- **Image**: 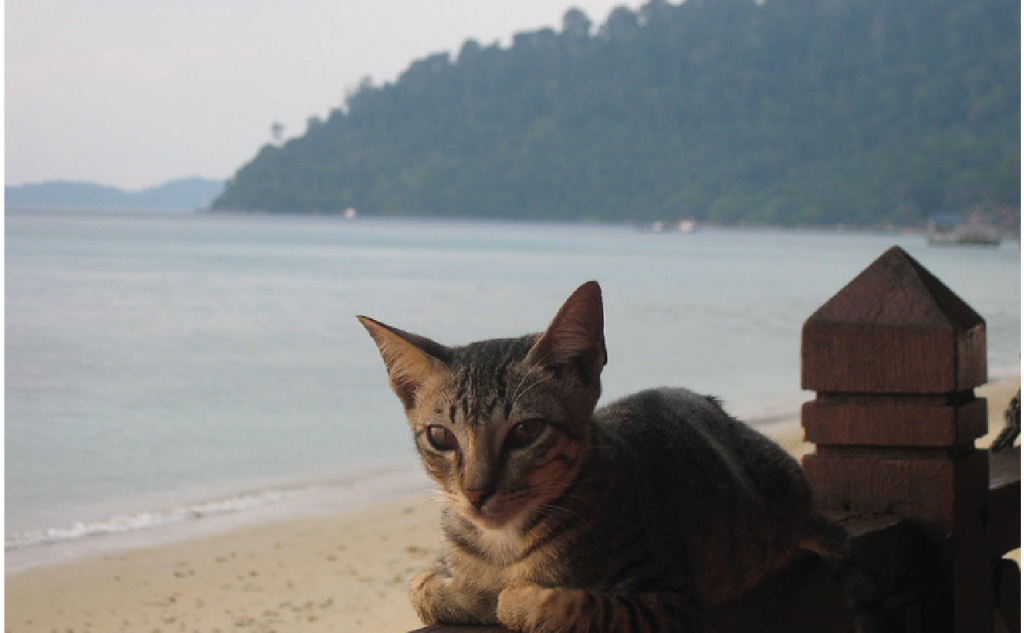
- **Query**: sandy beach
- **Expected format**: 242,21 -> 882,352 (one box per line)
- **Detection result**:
6,376 -> 1019,633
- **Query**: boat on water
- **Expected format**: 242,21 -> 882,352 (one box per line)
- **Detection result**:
927,214 -> 1001,246
638,219 -> 698,234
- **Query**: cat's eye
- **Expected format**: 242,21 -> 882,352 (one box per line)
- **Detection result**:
425,425 -> 458,452
507,419 -> 547,450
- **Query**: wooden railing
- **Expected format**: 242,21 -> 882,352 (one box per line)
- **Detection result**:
408,246 -> 1020,633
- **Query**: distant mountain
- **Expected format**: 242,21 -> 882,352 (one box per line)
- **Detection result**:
5,177 -> 224,211
215,0 -> 1019,227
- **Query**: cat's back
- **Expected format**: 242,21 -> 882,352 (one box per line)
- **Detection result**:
592,388 -> 814,604
597,387 -> 732,438
596,387 -> 783,465
595,387 -> 809,511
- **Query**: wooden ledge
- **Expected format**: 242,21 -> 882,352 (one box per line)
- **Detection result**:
406,514 -> 914,633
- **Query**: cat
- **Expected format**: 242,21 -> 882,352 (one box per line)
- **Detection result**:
358,281 -> 877,633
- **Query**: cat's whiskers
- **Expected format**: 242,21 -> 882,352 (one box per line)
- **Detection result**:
507,360 -> 548,409
508,358 -> 543,402
422,488 -> 448,505
539,502 -> 593,532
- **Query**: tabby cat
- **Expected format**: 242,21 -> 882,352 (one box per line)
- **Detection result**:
359,281 -> 875,632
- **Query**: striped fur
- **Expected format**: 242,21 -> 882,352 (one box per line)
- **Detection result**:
359,282 -> 874,633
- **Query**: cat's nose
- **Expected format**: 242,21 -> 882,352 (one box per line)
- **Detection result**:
465,487 -> 495,509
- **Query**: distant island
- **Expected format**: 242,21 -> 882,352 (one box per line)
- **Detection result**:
6,177 -> 224,212
213,0 -> 1020,230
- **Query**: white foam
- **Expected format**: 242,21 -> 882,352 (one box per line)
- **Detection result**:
5,466 -> 434,574
5,485 -> 324,550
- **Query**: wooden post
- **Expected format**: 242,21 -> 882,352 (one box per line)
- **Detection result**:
801,246 -> 991,633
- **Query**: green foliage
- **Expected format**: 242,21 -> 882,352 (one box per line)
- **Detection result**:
213,0 -> 1020,226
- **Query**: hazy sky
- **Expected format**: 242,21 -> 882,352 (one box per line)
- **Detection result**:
6,0 -> 637,190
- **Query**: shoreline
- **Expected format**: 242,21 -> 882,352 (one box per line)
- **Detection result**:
11,365 -> 1019,565
5,465 -> 433,576
6,492 -> 446,632
6,376 -> 1019,632
5,396 -> 813,574
6,407 -> 806,576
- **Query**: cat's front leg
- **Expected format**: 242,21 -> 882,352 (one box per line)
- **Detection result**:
497,583 -> 698,633
410,560 -> 499,625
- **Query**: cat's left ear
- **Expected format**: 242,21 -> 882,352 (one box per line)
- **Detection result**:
357,316 -> 452,410
526,281 -> 607,384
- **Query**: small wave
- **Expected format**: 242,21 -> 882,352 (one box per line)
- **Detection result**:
5,484 -> 328,551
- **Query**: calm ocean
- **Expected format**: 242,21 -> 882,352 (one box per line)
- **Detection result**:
5,208 -> 1020,561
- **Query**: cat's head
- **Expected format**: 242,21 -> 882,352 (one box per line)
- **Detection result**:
358,281 -> 606,529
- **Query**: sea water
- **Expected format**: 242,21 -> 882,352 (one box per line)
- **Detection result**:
5,208 -> 1020,565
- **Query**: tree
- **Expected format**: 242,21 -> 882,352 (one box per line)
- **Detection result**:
562,8 -> 593,40
270,121 -> 285,143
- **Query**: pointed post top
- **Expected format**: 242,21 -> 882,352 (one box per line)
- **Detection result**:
810,246 -> 984,329
802,246 -> 986,394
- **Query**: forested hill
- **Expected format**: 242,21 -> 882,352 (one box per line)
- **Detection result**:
7,177 -> 224,211
213,0 -> 1020,227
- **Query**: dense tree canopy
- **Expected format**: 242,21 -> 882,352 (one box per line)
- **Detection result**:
214,0 -> 1020,227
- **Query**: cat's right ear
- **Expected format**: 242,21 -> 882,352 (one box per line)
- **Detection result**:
357,316 -> 451,410
525,281 -> 607,385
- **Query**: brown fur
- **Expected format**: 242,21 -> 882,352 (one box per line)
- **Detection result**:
359,281 -> 875,632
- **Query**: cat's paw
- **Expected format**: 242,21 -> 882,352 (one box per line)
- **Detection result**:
410,568 -> 454,624
497,584 -> 568,633
410,567 -> 497,625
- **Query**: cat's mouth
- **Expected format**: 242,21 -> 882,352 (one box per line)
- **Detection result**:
467,501 -> 521,529
461,493 -> 533,530
459,470 -> 578,530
